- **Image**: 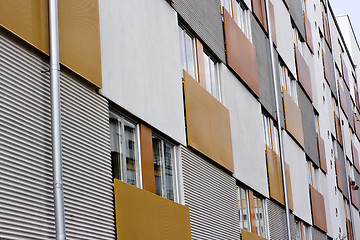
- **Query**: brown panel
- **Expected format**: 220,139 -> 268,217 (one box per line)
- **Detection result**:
195,39 -> 206,89
295,47 -> 312,101
248,190 -> 257,234
349,176 -> 359,210
346,218 -> 354,240
334,113 -> 343,146
317,134 -> 327,173
241,229 -> 267,240
309,184 -> 327,233
341,56 -> 350,89
335,157 -> 344,192
351,142 -> 360,173
304,12 -> 314,53
139,124 -> 155,193
283,89 -> 305,148
339,85 -> 348,118
183,70 -> 234,172
322,49 -> 331,85
114,179 -> 192,240
269,1 -> 277,47
0,0 -> 102,88
285,163 -> 294,211
223,8 -> 260,98
251,0 -> 268,32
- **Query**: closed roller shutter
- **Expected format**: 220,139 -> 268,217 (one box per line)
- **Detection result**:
0,32 -> 115,239
312,226 -> 327,240
180,146 -> 239,240
267,199 -> 288,240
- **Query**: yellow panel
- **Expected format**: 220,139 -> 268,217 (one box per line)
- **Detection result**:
114,179 -> 192,240
183,70 -> 234,172
283,88 -> 305,148
285,163 -> 293,211
241,229 -> 267,240
0,0 -> 102,88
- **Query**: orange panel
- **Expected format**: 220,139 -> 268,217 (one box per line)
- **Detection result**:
309,184 -> 327,233
285,163 -> 294,211
195,39 -> 206,89
183,70 -> 234,172
251,0 -> 268,32
341,55 -> 350,89
269,1 -> 277,47
334,113 -> 343,146
317,134 -> 327,173
241,229 -> 267,240
304,12 -> 314,53
335,157 -> 343,192
283,89 -> 305,148
351,142 -> 360,173
346,218 -> 354,240
295,47 -> 312,101
0,0 -> 102,88
114,179 -> 191,240
248,190 -> 257,234
223,8 -> 260,98
139,124 -> 155,193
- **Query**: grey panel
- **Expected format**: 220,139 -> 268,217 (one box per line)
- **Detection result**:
356,171 -> 360,208
297,84 -> 320,167
312,226 -> 327,240
0,32 -> 115,239
289,0 -> 306,40
345,88 -> 354,131
267,200 -> 288,240
337,144 -> 349,199
325,43 -> 337,100
173,0 -> 226,62
181,146 -> 240,240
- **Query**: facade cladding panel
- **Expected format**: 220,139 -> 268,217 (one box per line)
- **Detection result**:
172,0 -> 226,62
0,33 -> 115,239
324,42 -> 337,100
297,84 -> 320,167
337,144 -> 349,199
180,146 -> 239,240
346,88 -> 354,131
289,0 -> 306,40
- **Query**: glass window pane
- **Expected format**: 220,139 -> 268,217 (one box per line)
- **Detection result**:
164,143 -> 174,201
209,58 -> 218,99
124,120 -> 137,186
185,33 -> 196,79
178,27 -> 186,72
110,117 -> 122,180
237,187 -> 250,232
203,53 -> 211,92
152,137 -> 163,197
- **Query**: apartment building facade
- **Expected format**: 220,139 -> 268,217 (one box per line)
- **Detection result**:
0,0 -> 359,239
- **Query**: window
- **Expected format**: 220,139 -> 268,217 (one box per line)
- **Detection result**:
252,194 -> 265,237
262,114 -> 280,155
279,61 -> 298,104
178,25 -> 197,80
109,111 -> 140,186
307,160 -> 320,191
203,51 -> 220,99
152,135 -> 176,201
293,27 -> 304,55
221,0 -> 252,41
237,186 -> 250,231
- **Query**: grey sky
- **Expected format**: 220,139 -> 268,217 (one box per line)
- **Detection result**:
329,0 -> 360,42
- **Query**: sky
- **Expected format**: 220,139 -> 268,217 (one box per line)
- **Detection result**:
329,0 -> 360,42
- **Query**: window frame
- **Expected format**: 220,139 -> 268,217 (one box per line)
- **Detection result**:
203,49 -> 222,101
178,24 -> 198,80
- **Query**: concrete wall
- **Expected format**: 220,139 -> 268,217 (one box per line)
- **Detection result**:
99,0 -> 186,145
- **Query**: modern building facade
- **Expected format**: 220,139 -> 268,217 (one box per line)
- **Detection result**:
0,0 -> 360,239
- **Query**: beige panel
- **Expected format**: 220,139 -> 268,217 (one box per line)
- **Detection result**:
283,88 -> 305,148
114,179 -> 191,240
139,124 -> 155,193
241,229 -> 267,240
0,0 -> 102,88
183,70 -> 234,172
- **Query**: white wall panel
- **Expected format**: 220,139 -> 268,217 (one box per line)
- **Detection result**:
220,64 -> 269,197
99,0 -> 186,145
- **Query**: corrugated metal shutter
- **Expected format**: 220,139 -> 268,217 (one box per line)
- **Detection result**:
267,199 -> 288,240
312,226 -> 327,240
180,146 -> 239,240
172,0 -> 226,62
0,32 -> 115,239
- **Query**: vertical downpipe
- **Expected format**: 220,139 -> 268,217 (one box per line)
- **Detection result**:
49,0 -> 66,239
264,0 -> 292,239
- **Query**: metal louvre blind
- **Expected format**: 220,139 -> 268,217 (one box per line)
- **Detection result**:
180,146 -> 239,240
0,32 -> 115,239
267,199 -> 288,240
311,226 -> 327,240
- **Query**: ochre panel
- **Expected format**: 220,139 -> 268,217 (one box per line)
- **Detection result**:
241,229 -> 267,240
139,124 -> 155,193
309,184 -> 327,233
295,47 -> 312,101
269,1 -> 277,47
349,176 -> 359,210
317,134 -> 327,173
251,0 -> 268,32
195,39 -> 206,89
283,89 -> 305,148
335,157 -> 343,192
304,12 -> 313,53
0,0 -> 102,88
114,179 -> 191,240
285,163 -> 294,211
248,190 -> 257,234
183,70 -> 234,172
341,56 -> 350,89
351,142 -> 360,173
346,218 -> 354,240
223,8 -> 260,98
334,114 -> 342,146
